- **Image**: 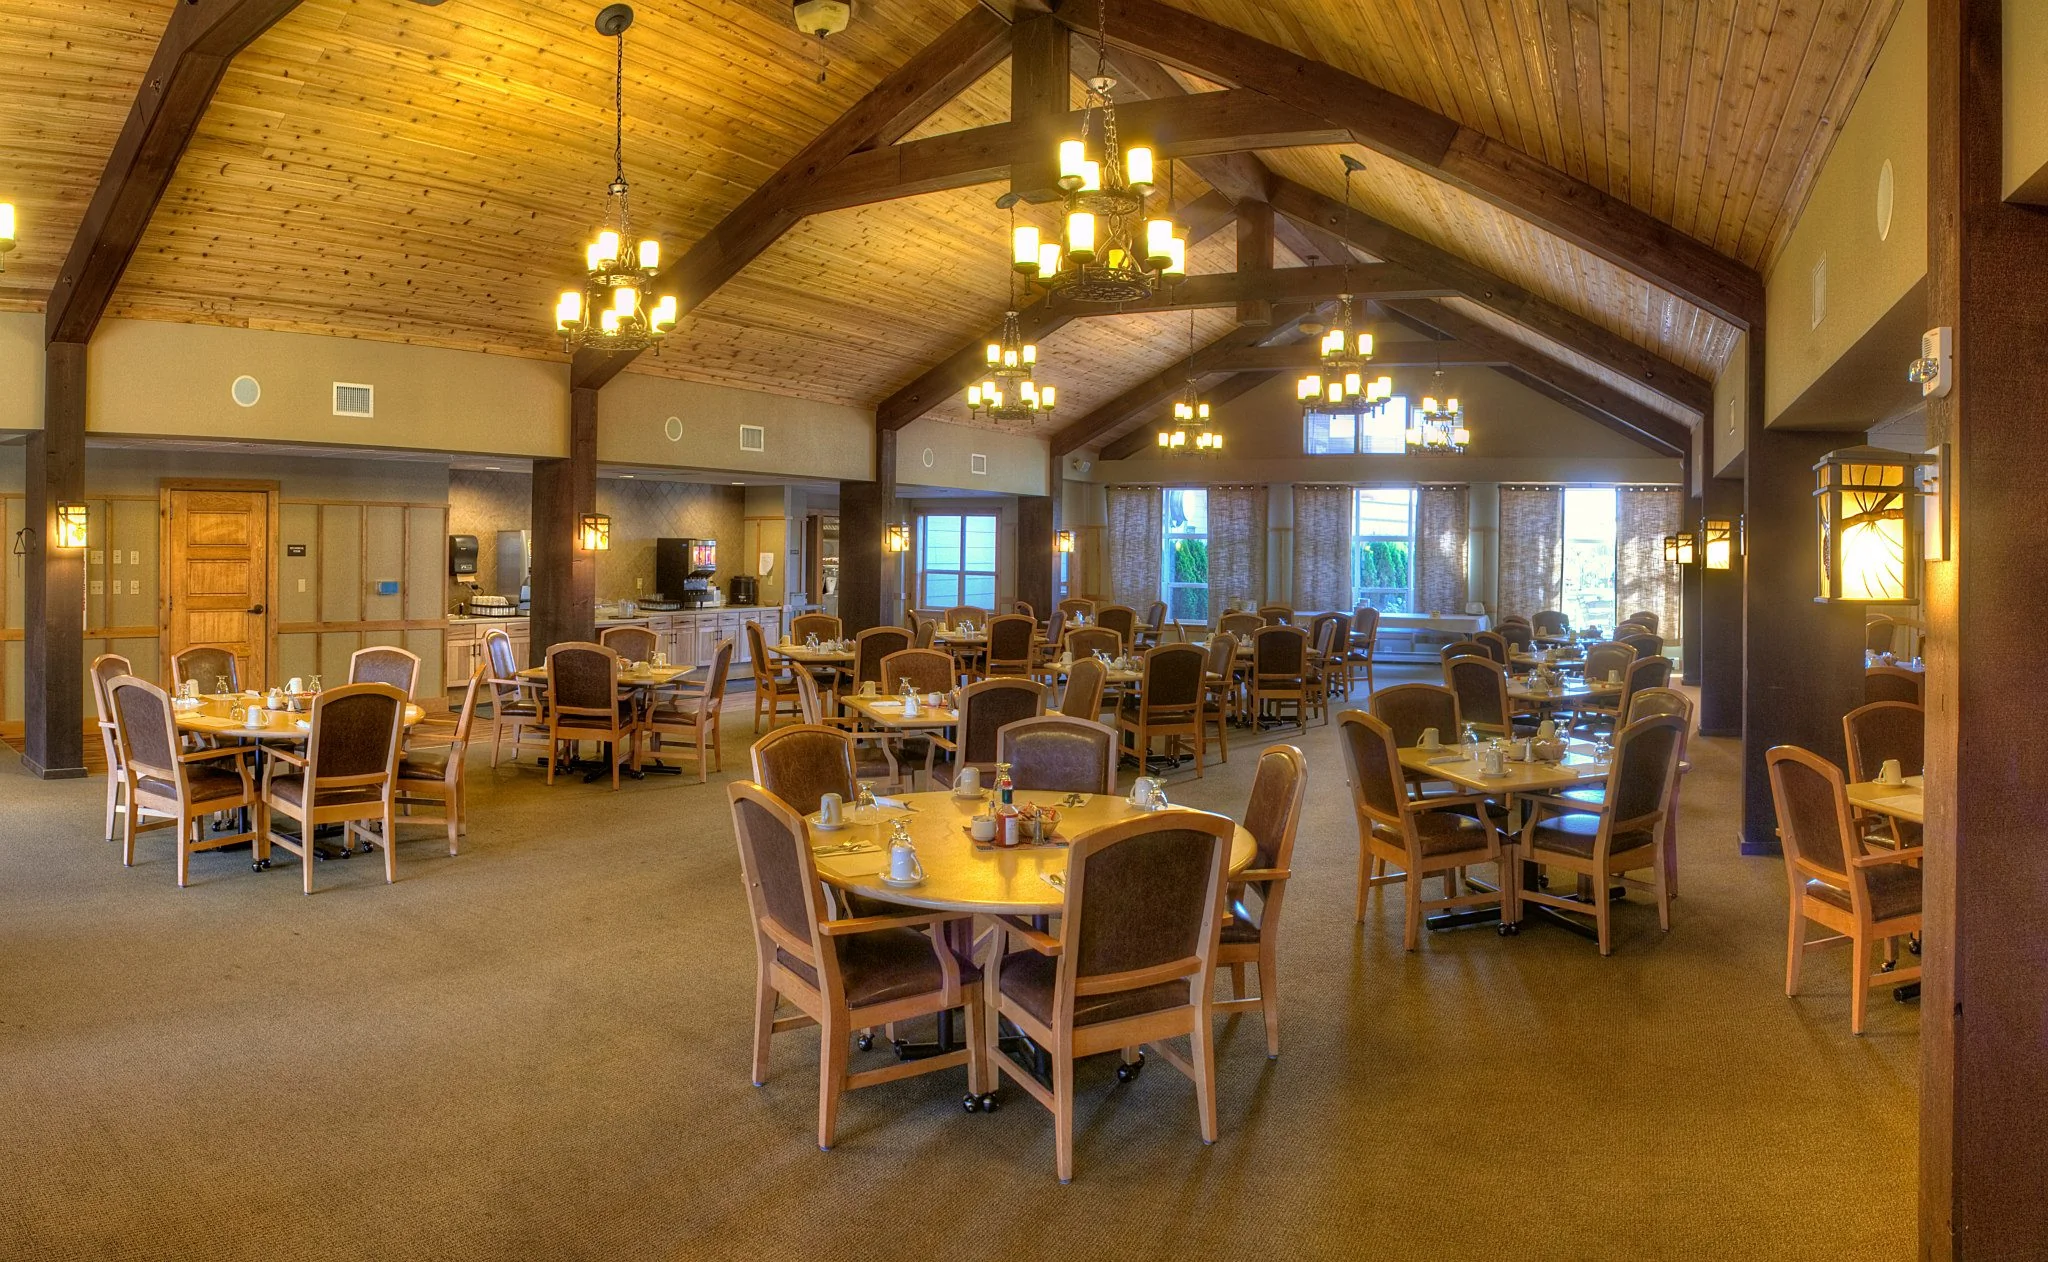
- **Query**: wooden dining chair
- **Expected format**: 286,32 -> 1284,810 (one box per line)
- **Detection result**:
1472,630 -> 1510,666
943,605 -> 987,629
394,663 -> 484,856
483,628 -> 548,769
1199,632 -> 1237,762
913,619 -> 939,649
1116,642 -> 1208,777
1037,609 -> 1068,665
1094,604 -> 1138,650
1058,656 -> 1108,722
258,682 -> 407,894
1576,653 -> 1671,733
1368,681 -> 1464,807
1767,745 -> 1923,1035
850,627 -> 911,694
544,642 -> 638,790
1064,626 -> 1120,664
1624,611 -> 1660,634
1842,701 -> 1925,848
91,652 -> 136,841
1056,597 -> 1095,621
642,638 -> 736,783
172,645 -> 239,695
789,613 -> 841,643
107,675 -> 263,886
1337,710 -> 1503,947
1617,632 -> 1664,662
986,808 -> 1233,1182
1580,641 -> 1638,689
1250,624 -> 1312,731
1554,687 -> 1695,899
1256,604 -> 1294,626
931,677 -> 1046,790
995,715 -> 1117,795
1864,616 -> 1901,656
349,645 -> 421,698
1136,600 -> 1168,648
1218,611 -> 1263,641
599,625 -> 659,663
1863,665 -> 1924,706
746,620 -> 802,733
1438,638 -> 1491,663
1444,655 -> 1521,737
1217,745 -> 1306,1058
1497,622 -> 1532,655
983,614 -> 1037,678
729,781 -> 987,1150
1347,606 -> 1380,695
1531,610 -> 1570,639
878,647 -> 954,696
1514,714 -> 1685,954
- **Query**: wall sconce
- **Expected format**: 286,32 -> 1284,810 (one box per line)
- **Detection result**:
0,202 -> 15,272
1054,529 -> 1075,554
884,522 -> 911,554
1662,532 -> 1695,566
577,513 -> 611,552
1813,446 -> 1926,604
1703,518 -> 1736,571
55,502 -> 89,550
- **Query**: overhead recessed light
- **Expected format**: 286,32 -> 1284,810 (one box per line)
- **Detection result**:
731,481 -> 744,486
484,465 -> 500,471
620,473 -> 636,478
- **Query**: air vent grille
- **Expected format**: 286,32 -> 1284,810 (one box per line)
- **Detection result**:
333,382 -> 374,417
739,424 -> 765,452
970,453 -> 988,476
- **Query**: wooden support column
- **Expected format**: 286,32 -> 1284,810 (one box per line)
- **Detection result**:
22,343 -> 89,779
1009,13 -> 1066,198
527,387 -> 598,666
839,429 -> 898,635
1236,199 -> 1274,327
1921,1 -> 2048,1253
1696,473 -> 1744,737
1679,470 -> 1703,689
1737,320 -> 1864,850
1016,494 -> 1055,620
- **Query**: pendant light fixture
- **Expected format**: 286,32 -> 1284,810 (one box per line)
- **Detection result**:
1156,311 -> 1223,454
966,308 -> 1058,422
1406,366 -> 1469,454
554,5 -> 679,352
1296,158 -> 1388,416
1009,0 -> 1184,304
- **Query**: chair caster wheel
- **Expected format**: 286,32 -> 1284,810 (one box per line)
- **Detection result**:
1880,959 -> 1897,973
1497,921 -> 1520,937
1116,1055 -> 1144,1083
251,859 -> 271,872
1909,936 -> 1922,956
976,1092 -> 1000,1113
856,1034 -> 874,1051
962,1094 -> 980,1114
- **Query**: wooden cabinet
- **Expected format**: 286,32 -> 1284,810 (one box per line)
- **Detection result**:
443,618 -> 531,693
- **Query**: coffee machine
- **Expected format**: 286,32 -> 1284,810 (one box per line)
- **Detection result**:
727,575 -> 758,607
656,538 -> 718,608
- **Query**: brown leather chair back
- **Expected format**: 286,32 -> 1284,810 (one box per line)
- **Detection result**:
1624,611 -> 1661,634
1095,605 -> 1137,647
1618,655 -> 1673,716
1065,813 -> 1228,987
985,614 -> 1036,671
750,724 -> 855,816
853,627 -> 911,687
91,654 -> 132,766
1042,609 -> 1067,648
1767,745 -> 1855,883
728,782 -> 826,967
1060,657 -> 1108,720
1142,601 -> 1167,633
914,619 -> 939,649
944,605 -> 987,629
109,675 -> 179,783
1370,683 -> 1459,747
1350,606 -> 1381,647
1219,612 -> 1264,641
954,678 -> 1046,766
173,646 -> 238,694
1252,625 -> 1308,678
1865,617 -> 1900,654
1606,714 -> 1683,827
1498,622 -> 1532,652
1864,666 -> 1923,705
1137,643 -> 1205,712
601,626 -> 659,662
1202,631 -> 1237,683
305,683 -> 406,802
1257,605 -> 1293,626
1336,710 -> 1406,828
996,715 -> 1116,795
1443,656 -> 1509,731
1531,610 -> 1570,638
1473,630 -> 1510,664
880,648 -> 954,696
1057,598 -> 1095,620
1243,744 -> 1307,877
1582,642 -> 1638,684
485,629 -> 520,680
349,646 -> 420,697
1066,627 -> 1120,662
1617,632 -> 1664,661
790,613 -> 841,643
548,643 -> 619,715
1625,687 -> 1693,726
1439,639 -> 1491,662
1843,701 -> 1925,782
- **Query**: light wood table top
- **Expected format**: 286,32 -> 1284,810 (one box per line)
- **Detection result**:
1507,679 -> 1621,708
772,642 -> 856,665
1846,776 -> 1925,824
174,696 -> 426,741
842,694 -> 959,730
516,664 -> 697,687
1398,741 -> 1612,795
809,789 -> 1256,916
1035,662 -> 1142,685
933,630 -> 988,646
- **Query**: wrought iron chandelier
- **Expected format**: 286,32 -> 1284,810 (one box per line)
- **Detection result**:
1010,0 -> 1185,304
1157,312 -> 1223,454
967,308 -> 1057,422
554,5 -> 678,353
1296,292 -> 1388,413
1406,367 -> 1470,454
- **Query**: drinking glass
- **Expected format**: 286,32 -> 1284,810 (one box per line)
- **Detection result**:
215,675 -> 231,695
854,781 -> 878,823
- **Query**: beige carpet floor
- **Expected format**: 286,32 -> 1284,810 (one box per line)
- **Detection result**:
0,668 -> 1918,1261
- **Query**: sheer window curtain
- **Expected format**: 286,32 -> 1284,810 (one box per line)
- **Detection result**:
1415,484 -> 1470,616
1497,487 -> 1564,618
1617,487 -> 1682,634
1206,485 -> 1267,615
1106,485 -> 1163,611
1292,484 -> 1353,612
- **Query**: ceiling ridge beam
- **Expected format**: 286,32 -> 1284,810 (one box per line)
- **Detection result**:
573,6 -> 1012,391
46,0 -> 306,345
1062,0 -> 1764,329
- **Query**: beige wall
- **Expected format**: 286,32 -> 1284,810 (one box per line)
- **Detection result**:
1764,0 -> 1927,428
1713,331 -> 1749,476
0,312 -> 38,432
2007,0 -> 2048,203
597,371 -> 875,482
896,418 -> 1051,497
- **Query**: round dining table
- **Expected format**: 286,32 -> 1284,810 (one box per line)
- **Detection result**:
808,789 -> 1257,916
173,694 -> 426,740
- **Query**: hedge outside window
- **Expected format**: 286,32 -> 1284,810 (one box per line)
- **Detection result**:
1162,488 -> 1209,624
1353,488 -> 1416,613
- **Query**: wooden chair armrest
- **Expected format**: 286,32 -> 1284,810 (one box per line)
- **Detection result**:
1235,866 -> 1291,882
994,914 -> 1062,954
266,747 -> 309,768
1408,792 -> 1494,815
1852,846 -> 1926,868
178,745 -> 250,764
818,910 -> 968,936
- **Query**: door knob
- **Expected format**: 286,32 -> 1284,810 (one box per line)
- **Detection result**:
247,604 -> 266,615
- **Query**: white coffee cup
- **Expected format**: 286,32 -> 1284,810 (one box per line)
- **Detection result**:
1129,776 -> 1159,806
818,792 -> 843,826
247,709 -> 269,728
889,842 -> 923,882
1879,759 -> 1905,786
1608,669 -> 1623,684
970,813 -> 997,842
1419,726 -> 1441,750
955,766 -> 981,795
286,677 -> 304,694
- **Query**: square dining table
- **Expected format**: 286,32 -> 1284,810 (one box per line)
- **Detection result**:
841,693 -> 960,789
1845,775 -> 1925,825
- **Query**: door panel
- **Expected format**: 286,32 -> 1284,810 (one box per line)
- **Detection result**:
164,488 -> 272,689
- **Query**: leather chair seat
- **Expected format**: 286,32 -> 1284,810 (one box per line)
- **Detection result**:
494,700 -> 539,718
1370,810 -> 1492,858
1526,812 -> 1656,859
776,928 -> 979,1008
1220,903 -> 1262,944
1806,867 -> 1922,923
137,765 -> 246,804
1000,950 -> 1188,1027
397,747 -> 451,781
267,776 -> 382,810
556,702 -> 635,729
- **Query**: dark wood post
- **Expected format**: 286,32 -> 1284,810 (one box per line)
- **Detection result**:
1016,494 -> 1055,619
1696,473 -> 1745,738
1236,199 -> 1275,327
839,429 -> 898,635
22,343 -> 89,779
527,385 -> 598,665
1920,1 -> 2048,1253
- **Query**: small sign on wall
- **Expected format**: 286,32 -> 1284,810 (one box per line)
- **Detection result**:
287,544 -> 308,557
375,580 -> 400,596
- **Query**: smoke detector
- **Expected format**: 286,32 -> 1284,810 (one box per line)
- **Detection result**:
793,0 -> 850,38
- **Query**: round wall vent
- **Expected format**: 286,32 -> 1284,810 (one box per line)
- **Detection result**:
664,416 -> 684,442
230,375 -> 261,407
921,447 -> 935,468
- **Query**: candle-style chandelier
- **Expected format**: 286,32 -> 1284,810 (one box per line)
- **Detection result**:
966,308 -> 1057,422
1157,311 -> 1223,454
1009,0 -> 1185,304
1296,292 -> 1389,414
1406,367 -> 1469,454
554,5 -> 679,352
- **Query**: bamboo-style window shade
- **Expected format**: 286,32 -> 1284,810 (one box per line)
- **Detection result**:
1106,485 -> 1163,612
1497,486 -> 1564,618
1292,484 -> 1354,613
1617,486 -> 1682,635
1206,484 -> 1266,614
1415,484 -> 1469,617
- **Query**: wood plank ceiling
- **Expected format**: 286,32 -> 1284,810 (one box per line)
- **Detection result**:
0,0 -> 1904,444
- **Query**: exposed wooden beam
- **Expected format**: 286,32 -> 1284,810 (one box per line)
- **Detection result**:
1384,300 -> 1689,456
46,0 -> 305,344
1266,178 -> 1715,418
1236,200 -> 1274,326
1065,0 -> 1764,328
1194,341 -> 1504,373
1049,305 -> 1323,457
790,89 -> 1346,215
1010,14 -> 1068,197
874,189 -> 1236,430
573,7 -> 1012,391
1065,262 -> 1451,315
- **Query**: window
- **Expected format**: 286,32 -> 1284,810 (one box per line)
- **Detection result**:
919,513 -> 997,610
1304,398 -> 1410,455
1162,488 -> 1209,624
1352,488 -> 1416,612
1560,487 -> 1618,630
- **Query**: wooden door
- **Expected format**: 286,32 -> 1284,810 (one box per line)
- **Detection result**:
163,486 -> 274,689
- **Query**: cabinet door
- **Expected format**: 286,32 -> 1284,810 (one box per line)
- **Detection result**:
444,639 -> 473,693
697,623 -> 718,669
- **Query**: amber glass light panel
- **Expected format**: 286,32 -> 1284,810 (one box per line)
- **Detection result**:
578,514 -> 611,552
1814,449 -> 1919,604
1055,529 -> 1076,553
884,522 -> 911,554
1703,519 -> 1735,570
55,503 -> 88,550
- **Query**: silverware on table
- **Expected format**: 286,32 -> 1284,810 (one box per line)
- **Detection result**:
1040,871 -> 1065,891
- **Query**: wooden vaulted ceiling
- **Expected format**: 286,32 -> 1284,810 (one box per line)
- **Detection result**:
2,0 -> 1904,446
